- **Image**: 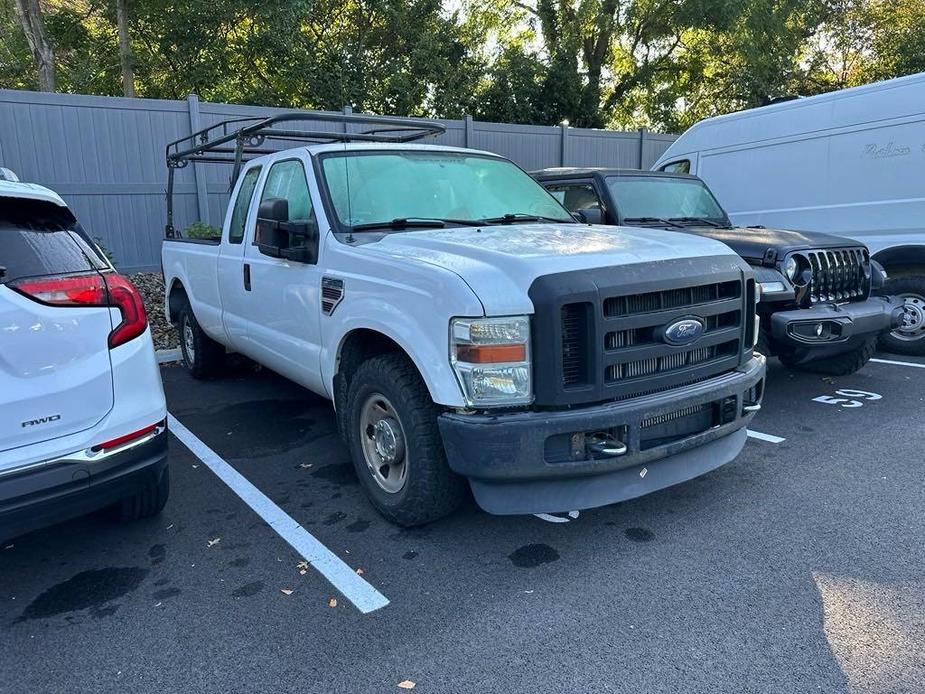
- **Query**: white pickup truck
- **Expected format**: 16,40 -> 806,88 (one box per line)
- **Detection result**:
161,113 -> 766,526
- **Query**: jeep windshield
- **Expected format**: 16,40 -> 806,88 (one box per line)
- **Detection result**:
607,176 -> 731,228
320,151 -> 575,232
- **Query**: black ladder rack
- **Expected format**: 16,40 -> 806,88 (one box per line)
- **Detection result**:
164,111 -> 446,238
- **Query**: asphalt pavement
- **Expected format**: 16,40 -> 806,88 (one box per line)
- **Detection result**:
1,354 -> 924,693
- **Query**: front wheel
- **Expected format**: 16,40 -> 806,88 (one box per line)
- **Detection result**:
878,276 -> 925,356
780,336 -> 877,376
343,353 -> 465,526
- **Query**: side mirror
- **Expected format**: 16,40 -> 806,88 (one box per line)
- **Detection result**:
575,207 -> 604,225
256,197 -> 319,264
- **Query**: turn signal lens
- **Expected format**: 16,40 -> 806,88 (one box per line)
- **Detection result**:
455,343 -> 526,364
450,316 -> 533,407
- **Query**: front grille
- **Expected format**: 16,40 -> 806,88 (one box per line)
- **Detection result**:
805,248 -> 869,303
561,303 -> 590,386
605,340 -> 738,382
603,281 -> 739,317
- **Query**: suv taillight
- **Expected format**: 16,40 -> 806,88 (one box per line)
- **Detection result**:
10,272 -> 148,349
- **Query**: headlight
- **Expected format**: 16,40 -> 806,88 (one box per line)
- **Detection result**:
450,316 -> 532,407
783,256 -> 798,281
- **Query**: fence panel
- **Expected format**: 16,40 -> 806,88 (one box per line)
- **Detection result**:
0,89 -> 675,271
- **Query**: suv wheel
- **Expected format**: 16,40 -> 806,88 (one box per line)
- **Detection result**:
878,276 -> 925,356
117,467 -> 170,522
781,336 -> 877,376
344,353 -> 465,526
177,300 -> 224,379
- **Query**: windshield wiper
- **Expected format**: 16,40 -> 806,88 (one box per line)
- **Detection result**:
668,216 -> 728,228
480,213 -> 572,225
622,216 -> 685,229
351,217 -> 484,232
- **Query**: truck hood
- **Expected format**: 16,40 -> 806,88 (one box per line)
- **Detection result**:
366,223 -> 740,315
682,225 -> 864,263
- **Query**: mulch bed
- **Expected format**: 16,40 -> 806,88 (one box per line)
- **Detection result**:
129,272 -> 176,351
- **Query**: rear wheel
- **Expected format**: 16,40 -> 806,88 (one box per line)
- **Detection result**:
878,276 -> 925,356
780,336 -> 877,376
343,353 -> 465,526
117,467 -> 170,522
177,299 -> 224,379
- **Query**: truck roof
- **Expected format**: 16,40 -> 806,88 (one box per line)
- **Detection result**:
0,179 -> 67,207
531,167 -> 697,180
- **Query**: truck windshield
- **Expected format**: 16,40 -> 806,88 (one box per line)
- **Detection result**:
606,176 -> 728,224
320,151 -> 574,230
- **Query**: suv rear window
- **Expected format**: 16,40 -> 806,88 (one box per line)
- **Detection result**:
0,198 -> 108,283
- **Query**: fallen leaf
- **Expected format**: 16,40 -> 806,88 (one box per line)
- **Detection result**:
3,544 -> 13,550
165,524 -> 174,530
397,680 -> 416,689
207,537 -> 221,547
154,602 -> 163,608
328,598 -> 338,608
355,568 -> 365,575
299,463 -> 313,469
280,589 -> 294,596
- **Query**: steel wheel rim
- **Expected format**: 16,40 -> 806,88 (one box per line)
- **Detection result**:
359,393 -> 408,494
183,318 -> 196,364
892,293 -> 925,341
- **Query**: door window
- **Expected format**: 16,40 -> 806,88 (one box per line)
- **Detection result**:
228,166 -> 261,244
660,160 -> 690,174
260,159 -> 315,223
544,183 -> 604,215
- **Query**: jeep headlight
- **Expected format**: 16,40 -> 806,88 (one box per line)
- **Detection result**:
783,256 -> 798,281
450,316 -> 532,407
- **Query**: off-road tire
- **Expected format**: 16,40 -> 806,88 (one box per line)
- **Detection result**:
117,467 -> 170,522
877,275 -> 925,356
780,336 -> 877,376
178,299 -> 225,379
344,353 -> 465,526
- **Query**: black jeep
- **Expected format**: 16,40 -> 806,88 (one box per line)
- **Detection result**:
533,167 -> 904,375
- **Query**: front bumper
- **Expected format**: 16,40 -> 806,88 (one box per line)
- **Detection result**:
769,295 -> 905,362
0,428 -> 168,542
438,355 -> 765,515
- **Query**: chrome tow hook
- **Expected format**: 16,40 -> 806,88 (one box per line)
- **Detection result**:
743,401 -> 761,413
587,432 -> 628,457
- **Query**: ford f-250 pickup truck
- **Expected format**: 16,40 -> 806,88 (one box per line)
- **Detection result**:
161,113 -> 766,526
534,168 -> 905,376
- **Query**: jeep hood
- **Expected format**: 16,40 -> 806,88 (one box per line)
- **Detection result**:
366,223 -> 742,315
682,226 -> 864,263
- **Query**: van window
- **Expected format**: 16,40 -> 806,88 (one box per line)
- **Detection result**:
660,160 -> 690,174
228,166 -> 262,244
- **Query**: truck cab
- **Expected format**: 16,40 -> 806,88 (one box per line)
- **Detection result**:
161,113 -> 765,526
533,167 -> 904,376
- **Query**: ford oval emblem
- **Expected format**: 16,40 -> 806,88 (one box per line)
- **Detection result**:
662,317 -> 705,346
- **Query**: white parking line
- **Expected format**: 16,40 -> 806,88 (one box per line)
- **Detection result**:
870,357 -> 925,370
167,413 -> 390,614
746,429 -> 786,444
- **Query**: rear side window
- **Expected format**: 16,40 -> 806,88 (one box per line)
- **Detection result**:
228,166 -> 262,244
0,198 -> 107,283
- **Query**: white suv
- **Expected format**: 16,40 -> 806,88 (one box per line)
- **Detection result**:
0,174 -> 168,542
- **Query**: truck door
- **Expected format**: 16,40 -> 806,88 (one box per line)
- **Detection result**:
218,165 -> 262,351
241,157 -> 325,393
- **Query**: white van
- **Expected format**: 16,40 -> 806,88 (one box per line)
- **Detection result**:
653,72 -> 925,355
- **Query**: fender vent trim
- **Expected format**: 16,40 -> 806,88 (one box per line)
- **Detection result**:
321,277 -> 344,315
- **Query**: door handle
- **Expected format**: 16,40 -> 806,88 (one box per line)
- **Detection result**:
243,263 -> 251,291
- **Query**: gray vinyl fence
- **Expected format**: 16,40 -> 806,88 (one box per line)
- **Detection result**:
0,89 -> 676,272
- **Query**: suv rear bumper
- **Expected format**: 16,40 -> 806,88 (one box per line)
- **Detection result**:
0,429 -> 168,542
438,355 -> 765,515
769,295 -> 904,362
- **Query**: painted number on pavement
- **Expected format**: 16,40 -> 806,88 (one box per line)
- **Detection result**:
812,389 -> 882,409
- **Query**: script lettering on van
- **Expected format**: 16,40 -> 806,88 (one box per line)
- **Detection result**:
21,414 -> 61,428
864,142 -> 910,159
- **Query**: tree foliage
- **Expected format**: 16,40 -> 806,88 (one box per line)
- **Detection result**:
2,0 -> 923,131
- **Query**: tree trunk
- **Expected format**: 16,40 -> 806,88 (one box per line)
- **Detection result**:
116,0 -> 135,97
13,0 -> 55,92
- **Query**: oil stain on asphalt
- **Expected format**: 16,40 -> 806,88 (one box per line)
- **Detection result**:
624,527 -> 654,543
508,544 -> 560,568
311,463 -> 358,486
231,581 -> 264,598
16,567 -> 148,622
